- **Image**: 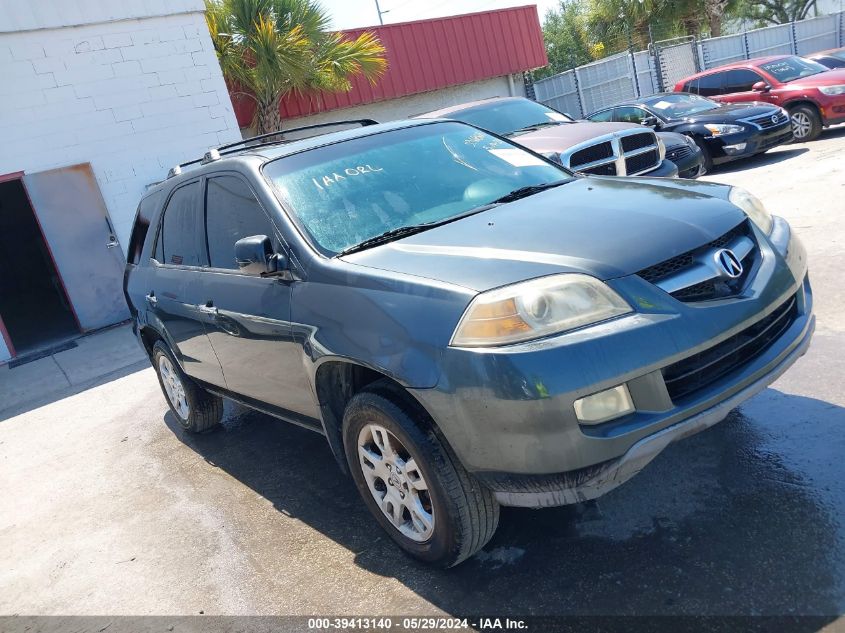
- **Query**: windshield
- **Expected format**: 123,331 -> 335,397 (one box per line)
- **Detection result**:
644,93 -> 720,118
263,122 -> 570,255
440,100 -> 573,136
760,56 -> 829,82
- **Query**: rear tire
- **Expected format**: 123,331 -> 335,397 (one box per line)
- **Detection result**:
789,104 -> 822,142
152,340 -> 222,433
343,380 -> 499,567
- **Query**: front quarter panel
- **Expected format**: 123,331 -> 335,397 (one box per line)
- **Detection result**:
293,260 -> 475,389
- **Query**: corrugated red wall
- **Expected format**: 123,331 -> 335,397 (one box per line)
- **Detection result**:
232,5 -> 547,126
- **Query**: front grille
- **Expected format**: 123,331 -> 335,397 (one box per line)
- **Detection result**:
638,222 -> 748,283
746,111 -> 789,129
637,221 -> 756,301
625,149 -> 659,174
570,142 -> 613,168
580,162 -> 617,175
621,132 -> 655,152
662,294 -> 798,401
666,145 -> 694,161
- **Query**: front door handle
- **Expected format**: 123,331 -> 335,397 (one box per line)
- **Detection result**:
145,292 -> 157,306
198,303 -> 218,315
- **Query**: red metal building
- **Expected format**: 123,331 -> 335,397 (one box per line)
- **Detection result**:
233,5 -> 548,126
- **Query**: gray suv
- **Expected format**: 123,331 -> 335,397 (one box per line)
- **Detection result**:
125,119 -> 814,567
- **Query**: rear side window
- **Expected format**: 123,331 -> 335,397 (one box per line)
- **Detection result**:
159,182 -> 203,267
724,69 -> 763,93
696,72 -> 725,97
683,78 -> 699,94
205,175 -> 276,270
127,192 -> 161,265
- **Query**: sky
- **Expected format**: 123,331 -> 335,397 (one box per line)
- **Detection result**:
323,0 -> 560,31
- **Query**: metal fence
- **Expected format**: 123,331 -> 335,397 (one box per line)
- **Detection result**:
534,11 -> 845,118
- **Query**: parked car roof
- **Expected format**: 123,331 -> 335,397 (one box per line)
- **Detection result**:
414,96 -> 528,119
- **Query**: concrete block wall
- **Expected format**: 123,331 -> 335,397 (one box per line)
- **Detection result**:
0,8 -> 242,252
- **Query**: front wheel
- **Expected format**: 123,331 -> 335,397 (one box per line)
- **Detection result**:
692,136 -> 713,173
789,105 -> 822,142
343,381 -> 499,567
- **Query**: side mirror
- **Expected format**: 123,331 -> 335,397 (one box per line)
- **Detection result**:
641,116 -> 659,127
752,81 -> 771,92
234,235 -> 286,276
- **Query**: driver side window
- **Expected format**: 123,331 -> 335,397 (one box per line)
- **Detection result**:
614,106 -> 649,124
205,175 -> 277,270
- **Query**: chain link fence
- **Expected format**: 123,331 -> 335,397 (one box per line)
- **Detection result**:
534,11 -> 845,118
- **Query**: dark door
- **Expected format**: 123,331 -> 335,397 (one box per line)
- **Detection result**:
150,180 -> 225,387
198,174 -> 318,419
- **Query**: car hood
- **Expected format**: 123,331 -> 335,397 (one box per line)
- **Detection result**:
510,121 -> 641,154
679,101 -> 780,123
341,177 -> 745,292
790,67 -> 845,88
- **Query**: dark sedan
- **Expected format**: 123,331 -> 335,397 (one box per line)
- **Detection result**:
807,47 -> 845,69
587,92 -> 793,171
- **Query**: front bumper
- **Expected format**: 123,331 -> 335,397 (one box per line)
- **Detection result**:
642,158 -> 679,178
411,218 -> 812,506
667,145 -> 705,178
707,122 -> 793,164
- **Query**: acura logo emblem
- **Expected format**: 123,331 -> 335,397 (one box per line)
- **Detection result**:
715,249 -> 743,278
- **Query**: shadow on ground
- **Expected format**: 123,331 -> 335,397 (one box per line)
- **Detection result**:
167,388 -> 845,617
709,147 -> 809,174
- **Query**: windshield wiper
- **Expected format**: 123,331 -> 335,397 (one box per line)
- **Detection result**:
337,204 -> 500,257
508,120 -> 567,135
490,180 -> 568,204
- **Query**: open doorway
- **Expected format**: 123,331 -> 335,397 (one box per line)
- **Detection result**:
0,177 -> 79,357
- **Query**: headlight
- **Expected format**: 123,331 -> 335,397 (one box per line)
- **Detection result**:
450,274 -> 632,347
819,85 -> 845,95
704,123 -> 744,136
682,134 -> 697,148
729,186 -> 773,234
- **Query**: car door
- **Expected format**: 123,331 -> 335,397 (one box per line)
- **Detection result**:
197,173 -> 318,419
149,180 -> 226,387
722,68 -> 771,105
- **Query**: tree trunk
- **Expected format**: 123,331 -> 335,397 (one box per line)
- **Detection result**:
256,98 -> 283,135
709,13 -> 722,37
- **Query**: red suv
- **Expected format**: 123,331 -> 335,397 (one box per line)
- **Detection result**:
674,55 -> 845,141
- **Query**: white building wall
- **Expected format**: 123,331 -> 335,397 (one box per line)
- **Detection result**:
0,8 -> 241,252
246,75 -> 526,135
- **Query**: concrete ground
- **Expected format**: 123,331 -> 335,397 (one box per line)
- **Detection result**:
1,128 -> 844,619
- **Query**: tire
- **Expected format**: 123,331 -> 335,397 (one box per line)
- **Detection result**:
789,104 -> 822,142
692,136 -> 713,173
152,340 -> 223,433
343,380 -> 499,567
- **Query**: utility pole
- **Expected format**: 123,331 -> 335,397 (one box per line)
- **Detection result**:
374,0 -> 389,25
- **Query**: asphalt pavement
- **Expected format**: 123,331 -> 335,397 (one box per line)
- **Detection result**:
1,126 -> 844,620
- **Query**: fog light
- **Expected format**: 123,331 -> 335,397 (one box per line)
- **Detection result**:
723,142 -> 747,154
574,384 -> 635,425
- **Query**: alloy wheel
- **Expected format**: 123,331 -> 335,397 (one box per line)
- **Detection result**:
357,423 -> 435,542
791,111 -> 812,140
158,355 -> 190,420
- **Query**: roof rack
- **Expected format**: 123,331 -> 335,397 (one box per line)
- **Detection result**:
166,119 -> 379,179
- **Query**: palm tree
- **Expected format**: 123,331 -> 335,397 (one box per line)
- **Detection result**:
206,0 -> 388,133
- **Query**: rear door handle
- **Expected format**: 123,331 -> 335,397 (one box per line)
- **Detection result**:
145,292 -> 157,306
